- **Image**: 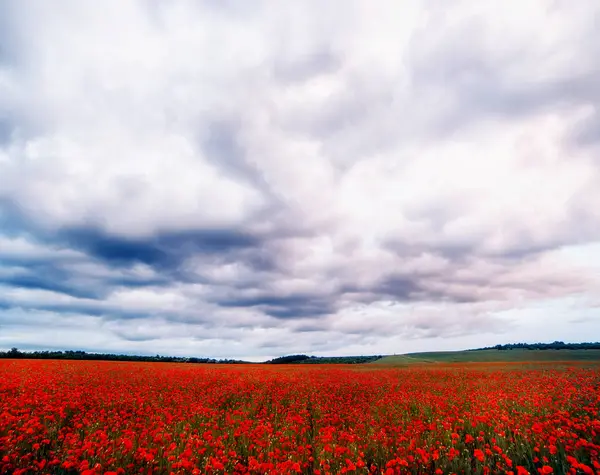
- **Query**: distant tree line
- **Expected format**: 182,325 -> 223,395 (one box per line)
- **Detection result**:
0,348 -> 382,364
477,341 -> 600,351
0,348 -> 249,364
265,354 -> 382,364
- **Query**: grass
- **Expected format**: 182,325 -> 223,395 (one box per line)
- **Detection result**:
370,354 -> 434,365
373,348 -> 600,365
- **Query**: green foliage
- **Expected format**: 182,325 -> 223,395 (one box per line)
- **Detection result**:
370,355 -> 432,365
265,354 -> 312,364
481,341 -> 600,351
4,341 -> 599,366
374,348 -> 600,365
265,354 -> 382,364
0,348 -> 249,364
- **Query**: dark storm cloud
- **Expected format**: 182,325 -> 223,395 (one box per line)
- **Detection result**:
0,297 -> 151,321
2,199 -> 269,272
373,275 -> 426,301
294,323 -> 326,333
1,246 -> 169,296
0,273 -> 98,300
60,228 -> 170,267
1,199 -> 297,323
104,275 -> 169,289
216,293 -> 336,319
0,199 -> 34,237
384,240 -> 472,263
111,332 -> 157,342
59,226 -> 262,269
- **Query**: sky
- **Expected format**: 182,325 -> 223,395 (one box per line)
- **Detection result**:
1,1 -> 600,361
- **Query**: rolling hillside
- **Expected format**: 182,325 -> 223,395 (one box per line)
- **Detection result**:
373,348 -> 600,364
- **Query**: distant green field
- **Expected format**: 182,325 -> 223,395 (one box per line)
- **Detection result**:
373,349 -> 600,364
370,354 -> 434,365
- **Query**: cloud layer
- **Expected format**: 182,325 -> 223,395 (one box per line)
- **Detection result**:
1,0 -> 600,359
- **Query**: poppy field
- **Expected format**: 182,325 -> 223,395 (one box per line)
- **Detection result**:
1,360 -> 599,475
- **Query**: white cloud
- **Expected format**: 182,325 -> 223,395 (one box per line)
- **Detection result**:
1,0 -> 600,357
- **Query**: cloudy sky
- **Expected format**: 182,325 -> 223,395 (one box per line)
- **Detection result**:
1,1 -> 599,360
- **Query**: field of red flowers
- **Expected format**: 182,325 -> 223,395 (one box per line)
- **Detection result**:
1,360 -> 599,475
